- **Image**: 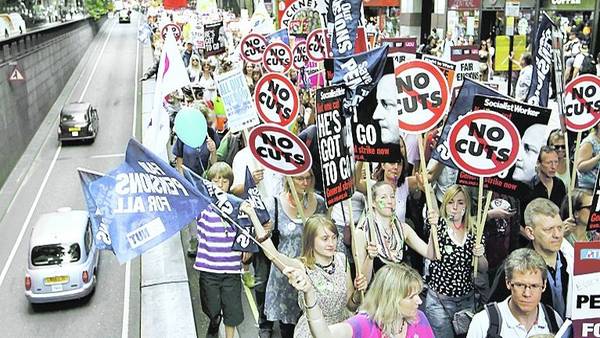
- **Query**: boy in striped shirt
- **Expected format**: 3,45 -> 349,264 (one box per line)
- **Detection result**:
194,162 -> 250,338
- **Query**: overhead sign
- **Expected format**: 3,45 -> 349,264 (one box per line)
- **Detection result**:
381,37 -> 417,54
263,42 -> 293,73
240,33 -> 268,64
572,242 -> 600,337
564,75 -> 600,132
307,28 -> 331,62
448,111 -> 520,177
161,23 -> 181,41
395,59 -> 450,134
316,85 -> 354,206
217,67 -> 260,132
254,73 -> 299,127
293,41 -> 309,70
248,124 -> 312,175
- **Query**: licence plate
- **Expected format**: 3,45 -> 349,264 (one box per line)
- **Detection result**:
44,275 -> 69,285
51,284 -> 63,292
68,127 -> 80,132
71,131 -> 79,137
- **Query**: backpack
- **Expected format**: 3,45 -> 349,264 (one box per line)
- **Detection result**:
484,302 -> 559,338
579,54 -> 597,75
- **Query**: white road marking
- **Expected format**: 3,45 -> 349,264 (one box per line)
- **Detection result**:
0,20 -> 118,289
79,20 -> 117,102
89,153 -> 125,159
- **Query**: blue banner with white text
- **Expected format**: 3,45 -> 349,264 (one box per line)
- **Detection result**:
78,168 -> 113,252
525,13 -> 557,107
329,0 -> 362,58
88,139 -> 211,264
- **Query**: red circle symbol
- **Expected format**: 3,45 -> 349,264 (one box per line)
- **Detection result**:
307,28 -> 330,62
254,73 -> 299,127
161,23 -> 181,41
240,33 -> 267,64
262,42 -> 293,73
448,111 -> 520,177
248,124 -> 312,175
395,60 -> 450,134
293,41 -> 309,70
563,75 -> 600,132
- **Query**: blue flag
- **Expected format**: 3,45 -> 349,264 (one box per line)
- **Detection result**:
526,12 -> 557,107
88,139 -> 211,264
267,28 -> 290,46
329,0 -> 362,58
332,45 -> 388,115
241,167 -> 271,225
182,167 -> 259,253
77,168 -> 113,252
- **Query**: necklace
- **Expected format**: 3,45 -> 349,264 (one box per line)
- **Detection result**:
315,258 -> 336,275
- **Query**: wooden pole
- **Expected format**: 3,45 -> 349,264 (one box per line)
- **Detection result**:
564,130 -> 579,219
473,190 -> 493,276
417,133 -> 440,259
348,201 -> 365,299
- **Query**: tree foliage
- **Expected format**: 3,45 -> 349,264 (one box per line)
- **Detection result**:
84,0 -> 110,20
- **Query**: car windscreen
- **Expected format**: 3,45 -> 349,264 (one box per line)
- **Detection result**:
31,243 -> 81,266
61,111 -> 88,123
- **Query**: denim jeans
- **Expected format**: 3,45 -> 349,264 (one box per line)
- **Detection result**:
424,289 -> 474,338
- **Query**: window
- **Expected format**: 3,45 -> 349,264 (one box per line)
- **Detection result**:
31,243 -> 81,266
84,219 -> 93,255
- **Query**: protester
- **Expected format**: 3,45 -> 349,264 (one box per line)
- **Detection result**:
182,41 -> 194,67
261,170 -> 327,338
198,60 -> 217,101
561,189 -> 600,244
488,198 -> 573,319
478,40 -> 491,81
194,162 -> 249,338
576,124 -> 600,189
520,146 -> 567,216
284,263 -> 435,337
354,181 -> 438,275
425,184 -> 487,338
467,248 -> 563,338
546,130 -> 570,189
187,54 -> 202,82
239,209 -> 370,338
571,43 -> 597,78
513,52 -> 533,101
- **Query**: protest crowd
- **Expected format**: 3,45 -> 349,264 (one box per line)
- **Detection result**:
83,2 -> 600,338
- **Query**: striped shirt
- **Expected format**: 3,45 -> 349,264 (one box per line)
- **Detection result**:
194,208 -> 242,274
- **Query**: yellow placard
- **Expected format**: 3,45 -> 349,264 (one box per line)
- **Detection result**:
494,35 -> 527,72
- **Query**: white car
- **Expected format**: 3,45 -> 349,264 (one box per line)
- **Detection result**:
0,13 -> 26,38
25,208 -> 99,305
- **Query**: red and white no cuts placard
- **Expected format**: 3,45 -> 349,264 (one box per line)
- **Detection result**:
263,42 -> 293,73
448,111 -> 520,177
563,75 -> 600,132
240,33 -> 267,64
161,23 -> 182,41
293,41 -> 309,70
307,28 -> 331,62
395,60 -> 450,134
254,73 -> 299,127
248,124 -> 312,175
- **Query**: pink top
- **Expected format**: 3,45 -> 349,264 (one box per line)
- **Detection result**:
346,311 -> 434,338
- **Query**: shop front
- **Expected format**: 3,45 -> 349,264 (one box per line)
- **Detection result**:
480,0 -> 536,43
541,0 -> 597,54
446,0 -> 481,43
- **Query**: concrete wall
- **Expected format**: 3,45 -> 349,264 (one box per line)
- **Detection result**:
0,17 -> 105,188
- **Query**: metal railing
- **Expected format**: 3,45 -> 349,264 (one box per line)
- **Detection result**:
0,16 -> 102,66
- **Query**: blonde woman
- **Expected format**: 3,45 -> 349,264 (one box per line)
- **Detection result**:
283,263 -> 435,338
239,208 -> 370,338
425,184 -> 487,338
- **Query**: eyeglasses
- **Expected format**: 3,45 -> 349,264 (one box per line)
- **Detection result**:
510,282 -> 544,292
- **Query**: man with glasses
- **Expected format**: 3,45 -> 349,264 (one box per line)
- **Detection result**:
467,248 -> 563,337
488,198 -> 573,319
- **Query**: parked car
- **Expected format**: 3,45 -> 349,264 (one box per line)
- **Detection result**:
25,208 -> 99,304
58,102 -> 99,143
0,13 -> 26,38
118,9 -> 130,23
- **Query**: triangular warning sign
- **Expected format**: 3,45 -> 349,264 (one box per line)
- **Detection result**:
9,68 -> 24,81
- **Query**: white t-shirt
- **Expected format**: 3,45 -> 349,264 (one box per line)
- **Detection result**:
197,74 -> 217,101
331,191 -> 366,228
515,64 -> 533,101
466,297 -> 563,338
573,52 -> 586,69
400,132 -> 420,166
231,147 -> 282,210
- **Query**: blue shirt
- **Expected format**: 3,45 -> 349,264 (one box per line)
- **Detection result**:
172,128 -> 220,176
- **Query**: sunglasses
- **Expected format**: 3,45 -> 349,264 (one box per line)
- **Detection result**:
552,144 -> 566,150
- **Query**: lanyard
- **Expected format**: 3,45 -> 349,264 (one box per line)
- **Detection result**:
546,254 -> 565,317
